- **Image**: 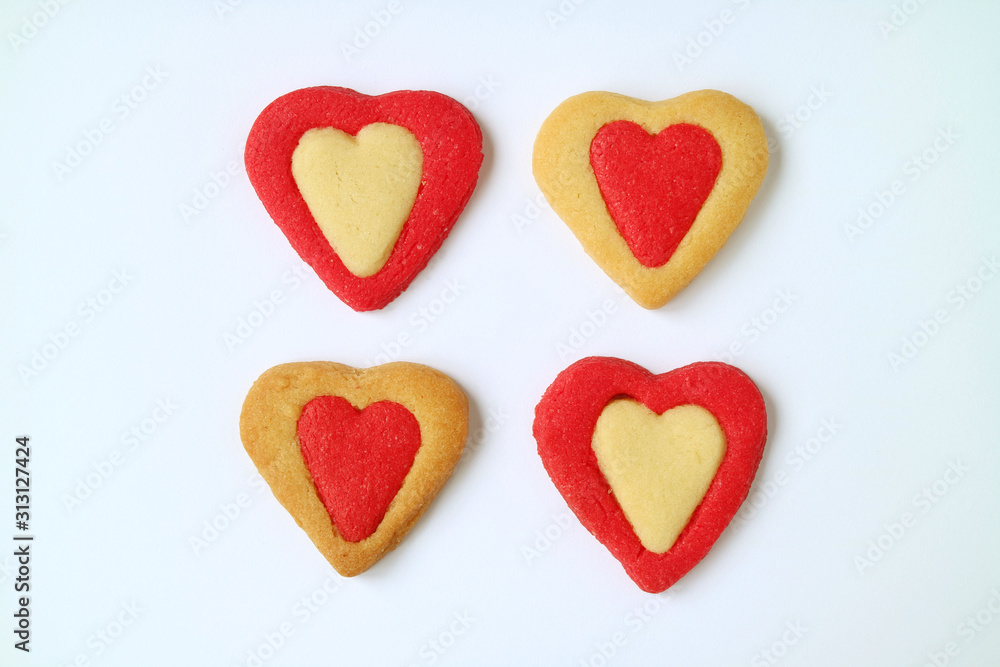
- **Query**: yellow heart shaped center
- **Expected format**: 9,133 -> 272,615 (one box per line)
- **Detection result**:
291,123 -> 423,277
592,400 -> 726,554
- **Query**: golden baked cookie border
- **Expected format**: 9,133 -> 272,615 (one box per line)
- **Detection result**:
533,89 -> 769,309
239,361 -> 468,576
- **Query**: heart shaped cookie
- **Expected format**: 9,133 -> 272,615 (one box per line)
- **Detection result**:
240,361 -> 468,576
246,87 -> 483,311
533,357 -> 767,593
533,90 -> 768,309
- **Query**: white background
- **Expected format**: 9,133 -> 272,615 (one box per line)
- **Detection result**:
2,1 -> 999,665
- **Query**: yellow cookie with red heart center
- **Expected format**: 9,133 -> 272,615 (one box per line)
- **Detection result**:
239,361 -> 468,576
533,89 -> 768,309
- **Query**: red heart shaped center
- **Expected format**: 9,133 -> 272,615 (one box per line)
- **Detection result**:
297,396 -> 421,542
590,122 -> 722,268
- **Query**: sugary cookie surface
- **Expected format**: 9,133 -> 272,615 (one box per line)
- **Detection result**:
533,90 -> 768,309
240,361 -> 468,576
291,123 -> 423,278
592,400 -> 726,554
246,86 -> 483,311
533,357 -> 767,593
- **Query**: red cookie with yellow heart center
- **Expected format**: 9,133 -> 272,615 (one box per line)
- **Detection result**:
245,86 -> 483,311
240,361 -> 468,576
533,357 -> 768,593
533,90 -> 768,309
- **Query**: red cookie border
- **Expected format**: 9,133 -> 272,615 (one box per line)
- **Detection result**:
245,86 -> 483,311
533,357 -> 768,593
